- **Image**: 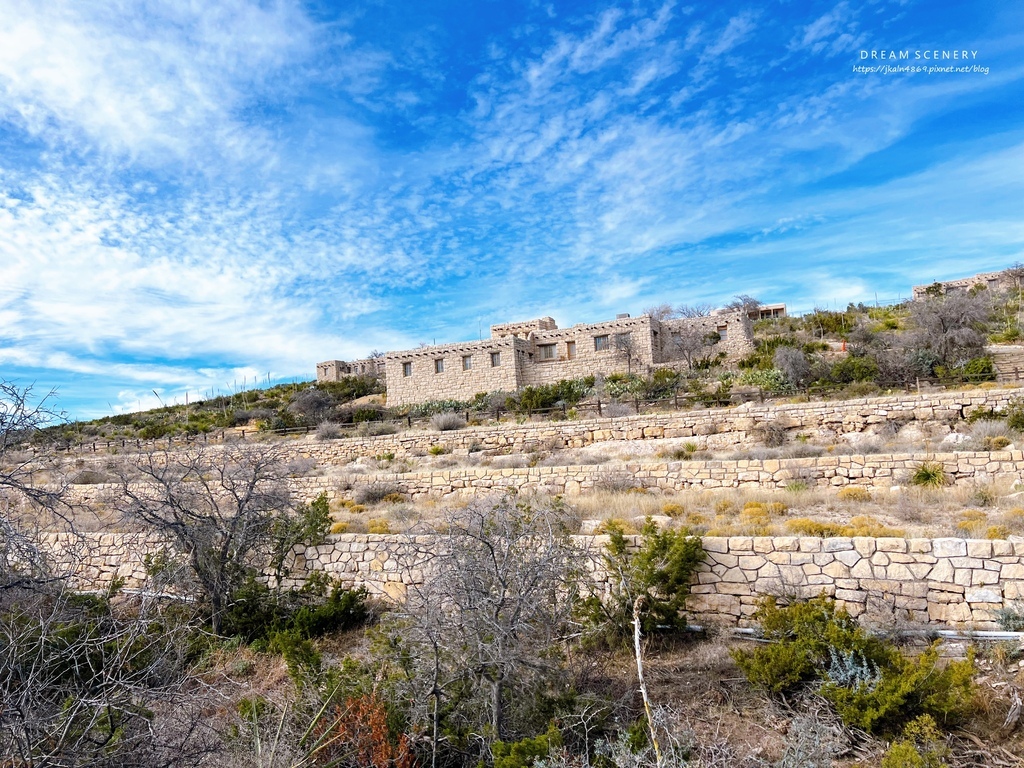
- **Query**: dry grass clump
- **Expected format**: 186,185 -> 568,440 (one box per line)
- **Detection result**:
330,521 -> 350,534
706,500 -> 789,536
784,515 -> 904,538
334,499 -> 367,515
955,509 -> 1014,539
837,486 -> 872,503
570,490 -> 665,520
366,518 -> 392,534
594,517 -> 638,535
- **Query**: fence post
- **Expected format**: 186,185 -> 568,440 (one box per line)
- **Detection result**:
241,430 -> 245,439
465,410 -> 470,423
407,415 -> 412,428
597,399 -> 602,417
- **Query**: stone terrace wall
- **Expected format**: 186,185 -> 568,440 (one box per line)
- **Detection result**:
256,387 -> 1024,466
60,388 -> 1022,471
64,448 -> 1024,507
48,532 -> 1024,630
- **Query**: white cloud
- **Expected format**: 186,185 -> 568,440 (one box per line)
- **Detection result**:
0,0 -> 315,163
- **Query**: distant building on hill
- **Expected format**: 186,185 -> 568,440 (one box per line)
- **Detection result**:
317,308 -> 756,407
912,268 -> 1018,300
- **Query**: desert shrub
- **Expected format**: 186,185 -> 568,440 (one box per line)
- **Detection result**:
910,462 -> 947,488
830,354 -> 881,384
428,444 -> 448,456
969,419 -> 1015,450
786,518 -> 847,537
330,521 -> 350,534
594,469 -> 640,493
356,420 -> 398,437
430,412 -> 466,431
353,481 -> 402,504
966,406 -> 1003,423
381,492 -> 406,504
733,596 -> 974,735
838,486 -> 872,503
661,503 -> 685,518
996,603 -> 1024,632
70,469 -> 110,484
584,519 -> 704,641
366,518 -> 392,534
955,509 -> 988,537
846,516 -> 904,537
739,368 -> 791,394
881,715 -> 949,768
757,418 -> 788,447
316,421 -> 345,440
504,377 -> 594,413
1006,397 -> 1024,431
222,574 -> 368,644
491,724 -> 563,768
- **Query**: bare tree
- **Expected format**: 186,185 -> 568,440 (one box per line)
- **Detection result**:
613,332 -> 643,374
675,302 -> 715,318
665,325 -> 719,371
774,346 -> 811,387
907,291 -> 992,370
385,496 -> 588,762
642,304 -> 676,322
724,295 -> 761,317
115,445 -> 292,633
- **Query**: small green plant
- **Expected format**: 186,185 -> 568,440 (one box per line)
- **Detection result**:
374,451 -> 395,462
490,724 -> 563,768
910,462 -> 947,488
428,444 -> 448,456
880,715 -> 950,768
584,518 -> 704,642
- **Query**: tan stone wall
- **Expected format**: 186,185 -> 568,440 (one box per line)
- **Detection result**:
384,336 -> 525,406
519,315 -> 659,385
659,311 -> 755,361
50,531 -> 1024,630
316,358 -> 385,382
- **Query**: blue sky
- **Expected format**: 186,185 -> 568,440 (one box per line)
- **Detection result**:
0,0 -> 1022,418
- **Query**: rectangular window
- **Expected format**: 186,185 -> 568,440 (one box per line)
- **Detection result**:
462,355 -> 473,371
434,358 -> 445,373
717,325 -> 728,341
490,352 -> 501,367
539,343 -> 556,360
566,341 -> 576,359
594,334 -> 609,351
402,362 -> 412,377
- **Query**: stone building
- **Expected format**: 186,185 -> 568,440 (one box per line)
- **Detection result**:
318,309 -> 755,407
315,357 -> 386,382
912,268 -> 1017,299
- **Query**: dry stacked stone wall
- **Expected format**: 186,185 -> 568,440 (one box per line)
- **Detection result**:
44,532 -> 1024,630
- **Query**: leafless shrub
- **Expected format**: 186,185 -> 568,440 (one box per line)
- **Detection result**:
430,412 -> 467,431
774,711 -> 847,768
70,469 -> 111,484
757,418 -> 789,447
353,480 -> 402,505
595,468 -> 641,493
315,421 -> 344,440
356,420 -> 398,437
602,403 -> 634,418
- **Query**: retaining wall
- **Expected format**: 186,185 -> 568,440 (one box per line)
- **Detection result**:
42,532 -> 1024,630
60,388 -> 1022,470
63,448 -> 1024,507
